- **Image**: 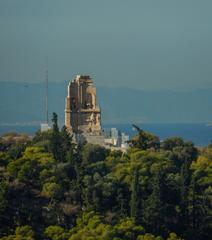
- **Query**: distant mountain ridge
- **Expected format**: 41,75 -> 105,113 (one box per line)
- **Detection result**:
0,81 -> 212,125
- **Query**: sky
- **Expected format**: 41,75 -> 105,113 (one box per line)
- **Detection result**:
0,0 -> 212,90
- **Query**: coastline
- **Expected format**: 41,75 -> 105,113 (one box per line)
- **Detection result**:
0,122 -> 211,146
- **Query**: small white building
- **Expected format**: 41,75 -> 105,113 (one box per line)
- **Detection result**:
104,127 -> 129,150
40,123 -> 51,132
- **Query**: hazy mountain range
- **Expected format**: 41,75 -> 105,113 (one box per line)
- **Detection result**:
0,81 -> 211,126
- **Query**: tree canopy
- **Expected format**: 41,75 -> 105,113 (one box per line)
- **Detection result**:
0,116 -> 211,240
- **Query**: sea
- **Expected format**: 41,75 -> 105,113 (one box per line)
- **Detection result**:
0,123 -> 212,147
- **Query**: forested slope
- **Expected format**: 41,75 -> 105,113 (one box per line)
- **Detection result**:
0,114 -> 211,240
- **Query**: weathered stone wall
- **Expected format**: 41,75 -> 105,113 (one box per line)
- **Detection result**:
65,75 -> 102,136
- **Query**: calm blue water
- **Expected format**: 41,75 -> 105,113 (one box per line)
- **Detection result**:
0,125 -> 40,136
0,123 -> 212,146
103,123 -> 212,147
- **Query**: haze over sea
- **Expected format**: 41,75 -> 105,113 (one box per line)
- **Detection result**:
1,1 -> 212,147
0,123 -> 211,147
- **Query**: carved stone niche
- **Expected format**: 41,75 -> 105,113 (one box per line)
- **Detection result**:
65,75 -> 101,135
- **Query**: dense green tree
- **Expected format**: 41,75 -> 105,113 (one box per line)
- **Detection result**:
137,233 -> 163,240
44,226 -> 69,240
161,137 -> 184,151
17,160 -> 40,185
15,226 -> 35,239
41,182 -> 62,200
189,152 -> 212,239
164,139 -> 198,170
130,168 -> 139,221
7,143 -> 26,160
0,179 -> 8,235
0,121 -> 211,240
0,152 -> 9,168
50,113 -> 63,162
143,170 -> 166,235
7,147 -> 54,183
113,217 -> 145,240
68,212 -> 146,240
60,126 -> 73,157
0,225 -> 35,240
32,130 -> 52,152
129,125 -> 160,150
116,182 -> 130,218
81,143 -> 110,166
179,160 -> 191,236
167,232 -> 183,240
0,180 -> 7,213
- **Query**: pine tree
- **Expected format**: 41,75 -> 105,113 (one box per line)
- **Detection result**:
143,170 -> 165,235
189,176 -> 212,239
61,126 -> 72,151
50,112 -> 63,162
179,159 -> 191,237
61,125 -> 74,161
130,168 -> 139,221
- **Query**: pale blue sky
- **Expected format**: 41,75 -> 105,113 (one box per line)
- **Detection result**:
1,0 -> 212,90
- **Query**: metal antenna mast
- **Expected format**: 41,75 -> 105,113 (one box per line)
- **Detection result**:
45,59 -> 49,124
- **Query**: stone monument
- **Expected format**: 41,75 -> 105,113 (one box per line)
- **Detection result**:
65,75 -> 103,143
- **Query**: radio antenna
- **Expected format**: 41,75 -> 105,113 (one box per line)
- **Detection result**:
45,58 -> 49,124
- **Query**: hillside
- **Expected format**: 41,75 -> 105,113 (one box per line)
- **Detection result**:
0,126 -> 211,239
